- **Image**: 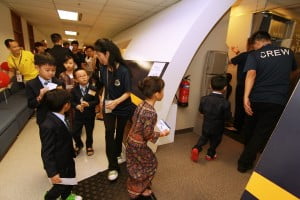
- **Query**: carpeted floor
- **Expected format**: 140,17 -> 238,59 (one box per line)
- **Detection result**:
73,163 -> 129,200
73,133 -> 251,200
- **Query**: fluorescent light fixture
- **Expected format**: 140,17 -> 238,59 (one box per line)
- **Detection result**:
65,31 -> 78,36
67,38 -> 75,41
58,10 -> 79,21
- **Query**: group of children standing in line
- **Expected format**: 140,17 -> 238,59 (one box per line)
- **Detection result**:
25,38 -> 170,200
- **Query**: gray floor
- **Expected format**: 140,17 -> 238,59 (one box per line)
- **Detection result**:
0,118 -> 252,200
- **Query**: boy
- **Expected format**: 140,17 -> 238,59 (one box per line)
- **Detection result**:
41,89 -> 82,200
26,52 -> 64,125
191,75 -> 232,162
71,68 -> 99,156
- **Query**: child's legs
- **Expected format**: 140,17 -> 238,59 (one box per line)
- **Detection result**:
84,116 -> 95,148
72,120 -> 84,148
115,115 -> 129,157
45,184 -> 72,200
194,132 -> 209,151
207,134 -> 223,157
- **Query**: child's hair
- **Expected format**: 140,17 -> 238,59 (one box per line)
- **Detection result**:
34,52 -> 55,66
211,75 -> 227,91
63,55 -> 74,64
138,76 -> 165,98
73,68 -> 87,79
226,73 -> 232,82
45,89 -> 71,112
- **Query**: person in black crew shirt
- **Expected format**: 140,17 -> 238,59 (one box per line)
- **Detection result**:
230,38 -> 254,132
48,33 -> 72,78
70,40 -> 85,69
237,31 -> 297,173
94,38 -> 135,181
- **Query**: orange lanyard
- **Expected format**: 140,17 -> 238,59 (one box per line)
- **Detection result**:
12,51 -> 23,70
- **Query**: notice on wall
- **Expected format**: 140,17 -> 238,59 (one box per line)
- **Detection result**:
148,62 -> 166,77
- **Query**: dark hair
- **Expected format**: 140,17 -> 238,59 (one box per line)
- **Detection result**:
34,52 -> 56,66
85,45 -> 94,51
73,68 -> 87,78
250,31 -> 271,42
225,73 -> 232,82
138,76 -> 165,98
63,41 -> 70,47
94,38 -> 126,69
211,75 -> 227,91
71,40 -> 79,45
50,33 -> 62,43
4,39 -> 15,48
63,55 -> 74,64
45,89 -> 71,112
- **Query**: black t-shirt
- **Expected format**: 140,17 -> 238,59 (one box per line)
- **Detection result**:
231,51 -> 253,85
99,64 -> 135,116
244,44 -> 297,105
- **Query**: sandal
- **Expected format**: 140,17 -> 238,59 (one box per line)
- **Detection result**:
86,148 -> 94,156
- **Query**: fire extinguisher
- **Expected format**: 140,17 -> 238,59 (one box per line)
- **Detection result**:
178,75 -> 190,107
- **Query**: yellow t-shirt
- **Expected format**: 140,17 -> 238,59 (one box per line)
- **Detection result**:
7,50 -> 38,81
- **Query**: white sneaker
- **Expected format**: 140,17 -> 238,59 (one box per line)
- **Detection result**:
107,170 -> 118,181
117,156 -> 126,164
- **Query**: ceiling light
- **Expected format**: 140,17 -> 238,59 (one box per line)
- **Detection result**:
67,38 -> 76,41
58,10 -> 79,21
65,31 -> 78,36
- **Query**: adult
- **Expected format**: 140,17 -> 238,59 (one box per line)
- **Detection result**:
48,33 -> 72,78
4,39 -> 38,82
230,38 -> 254,132
94,38 -> 135,181
34,42 -> 45,54
71,40 -> 85,69
237,31 -> 297,173
83,45 -> 97,77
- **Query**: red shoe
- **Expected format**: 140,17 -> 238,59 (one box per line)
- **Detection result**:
191,148 -> 199,162
205,154 -> 217,161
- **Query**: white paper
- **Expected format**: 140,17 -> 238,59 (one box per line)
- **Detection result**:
58,178 -> 78,185
147,62 -> 165,77
156,119 -> 170,132
46,82 -> 58,91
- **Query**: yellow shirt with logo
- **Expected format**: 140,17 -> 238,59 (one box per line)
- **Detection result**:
7,50 -> 38,81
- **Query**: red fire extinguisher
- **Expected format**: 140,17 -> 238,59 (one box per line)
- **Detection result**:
178,75 -> 190,107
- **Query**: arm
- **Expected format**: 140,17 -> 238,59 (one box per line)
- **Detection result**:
106,92 -> 130,110
244,70 -> 256,116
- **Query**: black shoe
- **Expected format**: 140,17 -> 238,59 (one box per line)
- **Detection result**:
237,165 -> 253,173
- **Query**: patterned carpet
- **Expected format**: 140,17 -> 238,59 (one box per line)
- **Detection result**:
73,163 -> 129,200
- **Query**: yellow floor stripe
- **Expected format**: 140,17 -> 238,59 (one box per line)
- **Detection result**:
245,172 -> 299,200
130,93 -> 143,106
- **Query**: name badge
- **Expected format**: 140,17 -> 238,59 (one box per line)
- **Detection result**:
88,89 -> 96,96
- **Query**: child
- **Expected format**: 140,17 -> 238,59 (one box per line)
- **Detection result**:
41,89 -> 82,200
26,52 -> 64,125
126,76 -> 170,200
59,56 -> 75,92
71,68 -> 99,156
191,75 -> 232,162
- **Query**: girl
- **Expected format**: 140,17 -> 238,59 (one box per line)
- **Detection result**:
94,38 -> 136,181
126,76 -> 170,200
59,56 -> 75,91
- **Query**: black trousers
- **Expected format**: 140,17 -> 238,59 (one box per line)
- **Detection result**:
234,84 -> 246,131
72,115 -> 95,148
45,184 -> 73,200
104,113 -> 129,170
194,131 -> 223,157
238,102 -> 284,168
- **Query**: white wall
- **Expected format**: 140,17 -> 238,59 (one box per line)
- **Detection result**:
0,2 -> 13,62
113,0 -> 235,138
177,11 -> 231,130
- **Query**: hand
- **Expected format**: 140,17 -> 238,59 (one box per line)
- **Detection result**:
105,99 -> 118,110
50,174 -> 61,184
231,46 -> 240,55
244,97 -> 253,116
76,104 -> 84,112
81,100 -> 89,108
160,129 -> 170,137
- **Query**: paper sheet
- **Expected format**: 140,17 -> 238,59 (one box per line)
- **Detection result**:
147,62 -> 165,77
